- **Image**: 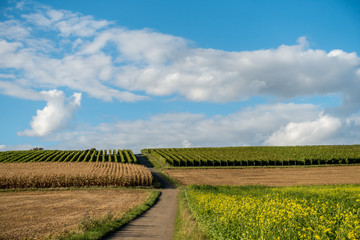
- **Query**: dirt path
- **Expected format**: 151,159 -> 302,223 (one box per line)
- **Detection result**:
104,155 -> 178,240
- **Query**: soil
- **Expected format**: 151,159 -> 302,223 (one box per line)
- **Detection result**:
0,189 -> 150,240
164,165 -> 360,186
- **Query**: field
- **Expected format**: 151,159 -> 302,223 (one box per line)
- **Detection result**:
164,166 -> 360,186
0,162 -> 153,188
0,189 -> 152,240
0,149 -> 158,239
0,149 -> 138,163
143,145 -> 360,167
2,146 -> 360,239
185,185 -> 360,240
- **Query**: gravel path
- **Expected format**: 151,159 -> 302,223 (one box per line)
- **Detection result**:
104,155 -> 178,240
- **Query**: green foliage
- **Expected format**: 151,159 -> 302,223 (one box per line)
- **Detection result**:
144,145 -> 360,167
0,149 -> 138,164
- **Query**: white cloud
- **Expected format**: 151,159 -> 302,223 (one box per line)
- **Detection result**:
18,90 -> 81,137
1,2 -> 359,114
0,39 -> 147,102
0,144 -> 37,151
1,1 -> 359,149
22,12 -> 53,27
0,74 -> 16,79
21,6 -> 110,37
53,103 -> 359,153
0,80 -> 42,100
113,37 -> 360,110
346,114 -> 360,126
264,114 -> 342,146
181,139 -> 192,148
53,103 -> 322,152
0,19 -> 30,40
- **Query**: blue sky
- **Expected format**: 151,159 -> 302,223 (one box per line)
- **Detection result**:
0,0 -> 359,152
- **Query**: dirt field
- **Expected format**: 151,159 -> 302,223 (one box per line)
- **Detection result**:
0,189 -> 151,240
164,165 -> 360,186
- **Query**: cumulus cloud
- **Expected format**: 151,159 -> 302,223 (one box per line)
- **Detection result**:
1,1 -> 359,113
264,114 -> 342,146
52,102 -> 360,153
113,37 -> 360,110
0,39 -> 147,102
18,90 -> 81,137
53,103 -> 324,152
1,1 -> 359,149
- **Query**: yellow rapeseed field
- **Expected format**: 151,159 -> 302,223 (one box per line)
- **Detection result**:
186,185 -> 360,240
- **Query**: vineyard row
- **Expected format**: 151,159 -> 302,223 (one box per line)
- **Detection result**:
142,145 -> 360,167
0,149 -> 137,163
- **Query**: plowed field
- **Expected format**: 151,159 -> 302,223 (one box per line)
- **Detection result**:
164,166 -> 360,186
0,189 -> 150,240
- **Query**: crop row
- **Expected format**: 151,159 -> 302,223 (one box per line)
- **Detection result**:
0,149 -> 137,163
0,162 -> 153,188
142,145 -> 360,167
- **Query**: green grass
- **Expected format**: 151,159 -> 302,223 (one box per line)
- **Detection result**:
143,153 -> 165,169
185,185 -> 360,240
173,188 -> 208,240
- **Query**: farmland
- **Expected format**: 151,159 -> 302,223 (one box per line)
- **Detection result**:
164,166 -> 360,186
143,145 -> 360,167
0,149 -> 137,163
1,145 -> 360,239
0,149 -> 158,239
185,185 -> 360,240
0,189 -> 153,240
0,162 -> 153,188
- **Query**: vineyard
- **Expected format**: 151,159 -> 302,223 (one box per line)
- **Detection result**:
0,149 -> 137,163
0,162 -> 153,188
143,145 -> 360,167
186,185 -> 360,240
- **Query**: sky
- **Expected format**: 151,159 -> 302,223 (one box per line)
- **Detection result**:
0,0 -> 359,153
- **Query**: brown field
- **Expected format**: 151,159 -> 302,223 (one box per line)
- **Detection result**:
0,162 -> 153,188
0,189 -> 151,240
164,165 -> 360,186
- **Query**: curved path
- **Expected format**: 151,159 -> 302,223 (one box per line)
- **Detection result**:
104,155 -> 178,240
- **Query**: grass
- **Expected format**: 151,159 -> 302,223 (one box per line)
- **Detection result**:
58,189 -> 160,240
143,153 -> 165,169
142,153 -> 183,187
173,187 -> 208,240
